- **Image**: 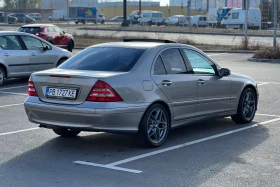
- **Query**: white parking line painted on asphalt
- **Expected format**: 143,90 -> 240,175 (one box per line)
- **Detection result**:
0,85 -> 26,91
73,117 -> 280,173
257,82 -> 270,86
0,103 -> 24,108
74,161 -> 142,173
0,91 -> 28,96
208,53 -> 228,57
257,82 -> 280,85
0,127 -> 40,137
256,113 -> 280,117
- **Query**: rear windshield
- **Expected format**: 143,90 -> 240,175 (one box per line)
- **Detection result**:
18,27 -> 42,33
59,47 -> 146,72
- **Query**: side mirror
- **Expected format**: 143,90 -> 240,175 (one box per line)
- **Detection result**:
219,68 -> 231,77
62,30 -> 66,34
43,46 -> 50,51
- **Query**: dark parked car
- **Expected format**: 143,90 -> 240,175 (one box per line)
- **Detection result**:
18,24 -> 74,52
0,12 -> 17,24
8,13 -> 35,24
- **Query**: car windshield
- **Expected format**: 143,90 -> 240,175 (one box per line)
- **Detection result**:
18,27 -> 42,33
58,47 -> 146,72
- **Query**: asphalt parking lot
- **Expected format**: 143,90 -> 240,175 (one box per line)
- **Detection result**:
1,52 -> 280,187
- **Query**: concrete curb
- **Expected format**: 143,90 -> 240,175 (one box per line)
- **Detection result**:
247,58 -> 280,63
78,27 -> 280,38
204,50 -> 255,53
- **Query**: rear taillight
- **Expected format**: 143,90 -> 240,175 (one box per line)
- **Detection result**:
86,80 -> 123,102
28,76 -> 38,97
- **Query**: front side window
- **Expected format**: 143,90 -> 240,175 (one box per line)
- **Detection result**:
53,26 -> 62,33
0,36 -> 22,50
59,47 -> 145,72
160,48 -> 187,74
47,26 -> 55,33
232,12 -> 239,19
183,49 -> 216,75
21,36 -> 44,50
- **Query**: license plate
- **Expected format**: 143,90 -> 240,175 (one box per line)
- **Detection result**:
46,87 -> 77,99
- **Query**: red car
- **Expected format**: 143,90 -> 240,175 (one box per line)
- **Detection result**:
18,24 -> 74,52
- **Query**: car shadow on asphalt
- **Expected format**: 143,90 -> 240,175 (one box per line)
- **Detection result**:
2,77 -> 29,88
0,117 -> 270,186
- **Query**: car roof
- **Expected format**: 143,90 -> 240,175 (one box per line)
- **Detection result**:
21,24 -> 54,27
89,42 -> 192,50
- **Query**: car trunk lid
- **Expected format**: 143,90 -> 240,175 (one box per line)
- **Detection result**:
32,69 -> 126,105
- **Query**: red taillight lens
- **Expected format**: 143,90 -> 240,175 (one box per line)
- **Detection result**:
86,80 -> 123,102
28,76 -> 38,97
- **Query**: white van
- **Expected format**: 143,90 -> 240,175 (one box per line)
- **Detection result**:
168,15 -> 187,26
139,11 -> 163,25
221,8 -> 261,29
185,15 -> 207,27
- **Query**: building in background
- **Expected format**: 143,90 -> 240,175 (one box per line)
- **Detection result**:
170,0 -> 260,10
42,0 -> 159,9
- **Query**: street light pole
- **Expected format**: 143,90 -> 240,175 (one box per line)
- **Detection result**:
244,0 -> 248,43
273,0 -> 277,51
121,0 -> 129,26
67,0 -> 69,24
139,0 -> 141,12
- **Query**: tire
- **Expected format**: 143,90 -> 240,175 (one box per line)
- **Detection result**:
136,104 -> 170,148
67,40 -> 74,52
53,128 -> 81,137
193,24 -> 197,27
101,20 -> 105,24
82,20 -> 86,24
231,88 -> 257,124
75,22 -> 78,25
57,58 -> 67,67
0,67 -> 6,86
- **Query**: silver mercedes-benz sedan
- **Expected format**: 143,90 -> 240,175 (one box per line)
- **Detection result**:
0,31 -> 72,86
24,40 -> 259,147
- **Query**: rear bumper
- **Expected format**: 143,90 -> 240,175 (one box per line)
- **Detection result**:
24,97 -> 148,134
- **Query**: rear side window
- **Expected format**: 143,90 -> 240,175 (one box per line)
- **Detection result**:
160,49 -> 187,74
0,36 -> 22,50
154,57 -> 166,75
18,27 -> 42,33
59,47 -> 145,72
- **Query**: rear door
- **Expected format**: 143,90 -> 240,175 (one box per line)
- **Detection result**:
0,35 -> 29,77
182,49 -> 232,117
152,48 -> 197,121
20,35 -> 57,72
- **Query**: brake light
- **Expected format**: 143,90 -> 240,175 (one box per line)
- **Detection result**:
86,80 -> 123,102
28,76 -> 38,97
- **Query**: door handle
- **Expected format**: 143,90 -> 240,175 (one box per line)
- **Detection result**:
3,53 -> 9,57
162,80 -> 172,86
31,53 -> 36,56
197,79 -> 206,85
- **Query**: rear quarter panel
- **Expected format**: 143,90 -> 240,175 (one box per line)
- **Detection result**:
101,47 -> 173,116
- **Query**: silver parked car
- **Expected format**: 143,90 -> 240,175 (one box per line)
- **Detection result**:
24,40 -> 259,147
0,31 -> 73,86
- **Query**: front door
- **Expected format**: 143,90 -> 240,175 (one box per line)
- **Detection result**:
0,35 -> 29,77
20,35 -> 57,72
152,48 -> 197,122
182,49 -> 232,117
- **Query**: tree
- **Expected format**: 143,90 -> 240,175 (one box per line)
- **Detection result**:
3,0 -> 42,9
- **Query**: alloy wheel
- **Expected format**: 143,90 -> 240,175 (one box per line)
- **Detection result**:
147,108 -> 168,144
242,92 -> 256,120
